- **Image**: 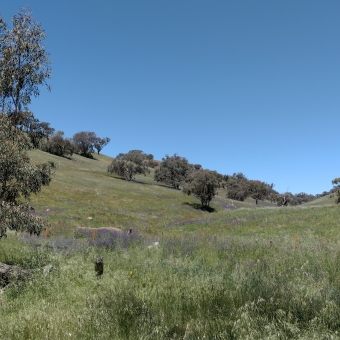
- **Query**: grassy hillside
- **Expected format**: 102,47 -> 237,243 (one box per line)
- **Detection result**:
1,150 -> 340,339
303,193 -> 337,207
27,150 -> 276,238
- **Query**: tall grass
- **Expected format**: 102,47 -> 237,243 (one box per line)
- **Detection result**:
2,229 -> 340,339
2,150 -> 337,338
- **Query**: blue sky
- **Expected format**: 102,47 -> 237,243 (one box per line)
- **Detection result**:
2,1 -> 340,195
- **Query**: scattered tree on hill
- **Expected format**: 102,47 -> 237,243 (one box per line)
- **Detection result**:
108,150 -> 150,181
225,173 -> 249,201
276,192 -> 291,206
332,178 -> 340,204
42,130 -> 75,157
23,117 -> 55,148
248,180 -> 270,204
154,154 -> 192,189
144,153 -> 159,168
182,170 -> 221,208
72,131 -> 110,158
93,137 -> 110,155
0,9 -> 53,238
72,131 -> 96,158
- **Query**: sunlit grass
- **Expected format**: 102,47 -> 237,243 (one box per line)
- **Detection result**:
1,150 -> 340,338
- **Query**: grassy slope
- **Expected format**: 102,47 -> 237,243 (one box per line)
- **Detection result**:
26,150 -> 340,242
27,150 -> 274,237
303,193 -> 337,207
1,150 -> 340,339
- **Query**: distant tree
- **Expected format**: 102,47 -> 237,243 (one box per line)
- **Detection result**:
247,180 -> 270,204
72,131 -> 96,158
93,137 -> 110,155
294,192 -> 315,205
0,9 -> 51,127
276,192 -> 292,206
225,174 -> 249,201
24,118 -> 55,148
183,170 -> 221,207
108,150 -> 149,181
332,178 -> 340,204
42,130 -> 74,157
144,153 -> 159,168
154,154 -> 192,189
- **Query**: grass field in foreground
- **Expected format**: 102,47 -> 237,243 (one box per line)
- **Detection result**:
0,150 -> 340,339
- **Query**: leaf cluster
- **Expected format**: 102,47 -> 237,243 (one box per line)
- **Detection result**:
0,9 -> 51,124
72,131 -> 110,158
108,150 -> 151,181
0,113 -> 53,238
154,154 -> 193,189
41,130 -> 75,157
182,169 -> 221,207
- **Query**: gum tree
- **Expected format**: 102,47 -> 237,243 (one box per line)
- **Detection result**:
182,169 -> 221,208
154,154 -> 192,189
0,9 -> 53,238
0,8 -> 51,127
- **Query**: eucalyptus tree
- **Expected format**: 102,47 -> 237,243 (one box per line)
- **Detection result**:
154,154 -> 192,189
0,8 -> 51,127
93,137 -> 110,155
108,150 -> 149,181
247,180 -> 270,204
0,113 -> 53,238
182,169 -> 221,208
0,9 -> 53,238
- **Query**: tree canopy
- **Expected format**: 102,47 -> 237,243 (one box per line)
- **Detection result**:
108,150 -> 150,181
0,8 -> 51,128
72,131 -> 110,158
182,169 -> 221,208
154,154 -> 192,189
0,9 -> 53,238
0,113 -> 53,238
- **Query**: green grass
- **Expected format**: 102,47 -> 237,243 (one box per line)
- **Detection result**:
1,150 -> 340,339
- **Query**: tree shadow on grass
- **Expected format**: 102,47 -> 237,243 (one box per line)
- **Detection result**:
182,202 -> 217,213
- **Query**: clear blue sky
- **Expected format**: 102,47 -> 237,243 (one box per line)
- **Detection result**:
2,1 -> 340,195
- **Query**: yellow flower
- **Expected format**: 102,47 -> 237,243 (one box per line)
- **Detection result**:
130,271 -> 133,275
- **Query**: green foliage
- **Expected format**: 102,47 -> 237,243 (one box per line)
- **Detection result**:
0,8 -> 51,126
183,169 -> 221,207
108,150 -> 150,181
154,154 -> 192,189
72,131 -> 96,158
332,178 -> 340,204
225,173 -> 249,201
72,131 -> 110,158
0,114 -> 53,238
0,9 -> 53,238
248,180 -> 270,204
42,130 -> 75,157
93,136 -> 110,155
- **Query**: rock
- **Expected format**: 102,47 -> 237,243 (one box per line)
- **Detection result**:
43,264 -> 54,275
0,262 -> 32,288
87,217 -> 93,220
